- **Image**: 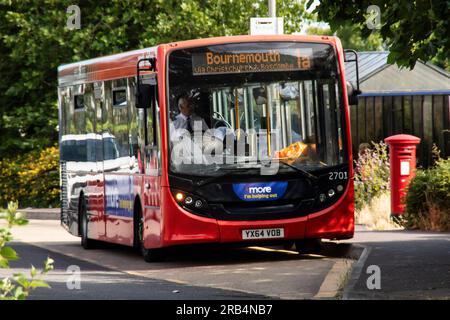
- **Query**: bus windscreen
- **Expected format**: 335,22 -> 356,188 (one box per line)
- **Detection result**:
167,42 -> 347,177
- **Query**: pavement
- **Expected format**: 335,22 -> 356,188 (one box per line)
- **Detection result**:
18,208 -> 59,220
342,227 -> 450,300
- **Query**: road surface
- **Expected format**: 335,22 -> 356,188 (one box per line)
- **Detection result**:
1,219 -> 354,299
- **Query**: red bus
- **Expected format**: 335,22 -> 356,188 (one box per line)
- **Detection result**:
58,35 -> 356,262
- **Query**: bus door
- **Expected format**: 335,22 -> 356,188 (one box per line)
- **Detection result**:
317,79 -> 343,166
140,74 -> 162,248
103,80 -> 134,245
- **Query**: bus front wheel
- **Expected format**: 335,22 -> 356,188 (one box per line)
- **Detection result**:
80,196 -> 95,250
141,247 -> 165,263
295,239 -> 322,255
134,203 -> 165,262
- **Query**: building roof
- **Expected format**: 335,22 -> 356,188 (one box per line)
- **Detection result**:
345,51 -> 390,83
344,51 -> 450,94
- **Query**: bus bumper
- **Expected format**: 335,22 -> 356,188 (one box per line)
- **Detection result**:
217,189 -> 354,243
156,187 -> 354,248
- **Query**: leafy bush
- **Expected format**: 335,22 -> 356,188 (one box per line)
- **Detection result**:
400,157 -> 450,231
1,201 -> 54,300
354,141 -> 390,211
0,147 -> 59,208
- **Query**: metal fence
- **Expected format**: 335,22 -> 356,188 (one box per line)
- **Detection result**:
350,93 -> 450,167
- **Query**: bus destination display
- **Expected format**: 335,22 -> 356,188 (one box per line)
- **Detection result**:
192,48 -> 313,75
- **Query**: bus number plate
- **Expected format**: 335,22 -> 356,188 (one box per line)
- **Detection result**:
242,228 -> 284,240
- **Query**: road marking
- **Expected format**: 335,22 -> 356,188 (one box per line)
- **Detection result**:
125,271 -> 189,285
247,246 -> 298,255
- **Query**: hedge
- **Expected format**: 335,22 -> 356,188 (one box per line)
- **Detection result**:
0,147 -> 59,208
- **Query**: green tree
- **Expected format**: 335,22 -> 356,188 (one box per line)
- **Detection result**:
0,0 -> 311,157
308,0 -> 449,69
306,23 -> 384,51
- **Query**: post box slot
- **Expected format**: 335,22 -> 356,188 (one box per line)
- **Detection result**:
398,152 -> 412,156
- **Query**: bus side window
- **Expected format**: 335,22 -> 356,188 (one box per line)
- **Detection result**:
111,79 -> 130,165
128,77 -> 142,173
72,84 -> 87,161
146,79 -> 160,175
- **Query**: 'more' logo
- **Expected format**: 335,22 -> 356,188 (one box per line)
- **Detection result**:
233,182 -> 288,201
248,186 -> 272,194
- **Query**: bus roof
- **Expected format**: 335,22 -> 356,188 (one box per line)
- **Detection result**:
58,46 -> 158,87
163,34 -> 337,50
57,34 -> 338,87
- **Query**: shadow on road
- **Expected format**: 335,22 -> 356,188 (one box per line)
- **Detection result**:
4,242 -> 270,300
26,239 -> 356,270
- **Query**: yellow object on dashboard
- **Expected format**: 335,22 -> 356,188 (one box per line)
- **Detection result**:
275,141 -> 308,160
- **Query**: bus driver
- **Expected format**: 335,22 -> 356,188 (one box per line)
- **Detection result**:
170,94 -> 228,163
171,95 -> 208,134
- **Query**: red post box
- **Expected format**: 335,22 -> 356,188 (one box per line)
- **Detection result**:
384,134 -> 421,216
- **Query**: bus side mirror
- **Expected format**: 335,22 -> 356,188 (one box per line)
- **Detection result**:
136,84 -> 153,109
344,50 -> 361,106
347,81 -> 361,105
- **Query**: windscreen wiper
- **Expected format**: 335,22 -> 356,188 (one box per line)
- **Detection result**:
277,160 -> 319,181
195,167 -> 262,187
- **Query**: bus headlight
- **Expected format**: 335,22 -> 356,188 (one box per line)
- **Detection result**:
171,189 -> 208,212
328,189 -> 336,197
175,192 -> 184,202
195,200 -> 203,208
